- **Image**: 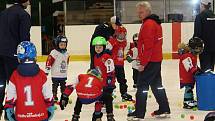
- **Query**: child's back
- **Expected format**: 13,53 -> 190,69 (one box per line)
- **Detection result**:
5,41 -> 54,121
178,37 -> 204,109
7,64 -> 51,121
179,52 -> 197,88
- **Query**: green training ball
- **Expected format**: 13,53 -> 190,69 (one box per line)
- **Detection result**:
114,104 -> 119,109
127,106 -> 131,110
131,106 -> 135,110
54,105 -> 58,110
192,107 -> 198,111
69,99 -> 72,104
181,114 -> 185,118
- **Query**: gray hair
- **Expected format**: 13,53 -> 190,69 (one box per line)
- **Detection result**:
136,1 -> 152,12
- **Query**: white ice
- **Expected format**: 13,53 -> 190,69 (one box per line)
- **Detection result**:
2,60 -> 210,121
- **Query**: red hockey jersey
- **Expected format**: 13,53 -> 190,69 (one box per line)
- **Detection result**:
179,53 -> 198,88
64,74 -> 104,101
94,53 -> 115,87
5,70 -> 53,121
76,74 -> 103,99
107,38 -> 127,66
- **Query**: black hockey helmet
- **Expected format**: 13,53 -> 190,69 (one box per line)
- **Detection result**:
53,35 -> 68,53
188,37 -> 204,55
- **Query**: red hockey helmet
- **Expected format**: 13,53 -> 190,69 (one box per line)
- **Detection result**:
115,26 -> 127,41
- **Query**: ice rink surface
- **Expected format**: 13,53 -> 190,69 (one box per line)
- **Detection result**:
2,60 -> 210,121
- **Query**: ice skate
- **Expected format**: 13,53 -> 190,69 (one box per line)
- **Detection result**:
107,113 -> 115,121
122,93 -> 133,101
127,112 -> 144,121
183,100 -> 197,109
72,114 -> 80,121
152,110 -> 170,118
92,112 -> 103,121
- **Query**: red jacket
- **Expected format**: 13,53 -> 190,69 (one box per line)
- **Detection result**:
179,53 -> 198,88
107,38 -> 127,66
138,16 -> 163,66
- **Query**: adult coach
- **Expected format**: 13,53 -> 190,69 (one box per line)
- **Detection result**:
90,16 -> 121,68
127,1 -> 170,120
193,0 -> 215,71
0,0 -> 31,118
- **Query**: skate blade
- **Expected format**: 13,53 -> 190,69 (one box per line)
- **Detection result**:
155,114 -> 170,118
127,116 -> 134,121
96,118 -> 102,121
183,106 -> 197,109
127,117 -> 144,121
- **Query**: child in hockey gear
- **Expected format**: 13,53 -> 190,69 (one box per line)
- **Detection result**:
4,41 -> 54,121
45,35 -> 69,103
60,68 -> 115,121
126,33 -> 139,88
178,37 -> 204,109
93,36 -> 116,121
106,26 -> 133,101
204,112 -> 215,121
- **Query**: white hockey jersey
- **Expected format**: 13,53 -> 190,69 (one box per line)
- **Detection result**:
46,49 -> 69,78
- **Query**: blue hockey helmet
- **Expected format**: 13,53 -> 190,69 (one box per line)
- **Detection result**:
17,41 -> 37,63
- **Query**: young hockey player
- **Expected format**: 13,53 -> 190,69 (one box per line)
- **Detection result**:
45,35 -> 69,103
178,37 -> 204,109
60,68 -> 106,121
4,41 -> 54,121
126,33 -> 139,88
106,26 -> 133,101
60,69 -> 102,120
92,36 -> 116,121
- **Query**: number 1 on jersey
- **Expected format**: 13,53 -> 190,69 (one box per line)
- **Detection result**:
85,77 -> 94,88
24,85 -> 34,106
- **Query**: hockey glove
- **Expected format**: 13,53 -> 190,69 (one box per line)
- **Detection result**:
47,106 -> 55,120
106,76 -> 116,89
45,67 -> 51,75
194,69 -> 203,76
5,108 -> 16,121
104,77 -> 116,93
126,56 -> 133,63
60,94 -> 69,110
104,49 -> 112,55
